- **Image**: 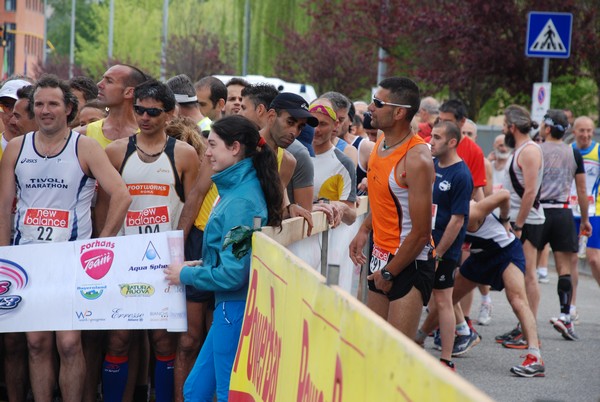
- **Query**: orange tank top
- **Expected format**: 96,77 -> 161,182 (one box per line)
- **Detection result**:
368,134 -> 427,254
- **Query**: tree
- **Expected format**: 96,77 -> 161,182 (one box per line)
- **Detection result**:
33,54 -> 85,79
572,0 -> 600,119
390,0 -> 581,120
289,0 -> 587,120
46,0 -> 96,57
166,32 -> 235,81
76,0 -> 164,79
273,0 -> 377,98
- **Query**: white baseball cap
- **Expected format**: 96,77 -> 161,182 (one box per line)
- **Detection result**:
0,79 -> 31,101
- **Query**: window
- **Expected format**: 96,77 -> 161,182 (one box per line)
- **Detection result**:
4,23 -> 16,76
5,0 -> 16,12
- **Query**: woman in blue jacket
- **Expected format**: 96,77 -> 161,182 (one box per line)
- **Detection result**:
165,115 -> 283,401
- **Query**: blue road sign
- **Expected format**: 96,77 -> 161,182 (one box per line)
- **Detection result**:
526,12 -> 572,58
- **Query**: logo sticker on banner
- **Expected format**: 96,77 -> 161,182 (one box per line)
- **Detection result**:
0,259 -> 29,316
80,240 -> 116,280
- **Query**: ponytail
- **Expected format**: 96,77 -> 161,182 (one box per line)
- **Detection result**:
211,116 -> 283,227
251,143 -> 283,227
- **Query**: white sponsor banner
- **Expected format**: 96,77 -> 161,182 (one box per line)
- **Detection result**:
0,231 -> 187,333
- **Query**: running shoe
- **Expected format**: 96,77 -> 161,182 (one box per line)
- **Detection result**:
477,302 -> 492,325
440,359 -> 456,372
502,337 -> 528,349
495,325 -> 521,343
537,271 -> 550,284
550,317 -> 579,341
510,354 -> 545,377
452,330 -> 481,357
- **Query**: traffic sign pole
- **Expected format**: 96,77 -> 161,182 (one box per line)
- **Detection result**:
543,58 -> 549,83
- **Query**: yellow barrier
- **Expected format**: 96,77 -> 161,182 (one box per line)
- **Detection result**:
229,232 -> 493,402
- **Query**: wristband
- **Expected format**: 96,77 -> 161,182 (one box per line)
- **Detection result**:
513,224 -> 523,231
435,255 -> 443,262
499,216 -> 510,223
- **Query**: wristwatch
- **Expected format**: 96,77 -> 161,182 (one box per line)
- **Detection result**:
499,216 -> 510,223
513,224 -> 524,231
381,267 -> 394,281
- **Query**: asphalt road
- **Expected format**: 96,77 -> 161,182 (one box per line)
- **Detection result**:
421,262 -> 600,402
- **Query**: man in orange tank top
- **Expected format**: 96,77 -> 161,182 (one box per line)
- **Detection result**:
349,77 -> 436,339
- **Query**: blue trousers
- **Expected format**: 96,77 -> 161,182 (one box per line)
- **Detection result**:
183,300 -> 245,402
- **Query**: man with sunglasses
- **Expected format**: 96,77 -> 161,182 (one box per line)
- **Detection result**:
349,77 -> 435,339
0,78 -> 31,161
96,80 -> 199,402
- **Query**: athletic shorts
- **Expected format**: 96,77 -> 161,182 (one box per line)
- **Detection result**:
368,247 -> 435,304
575,215 -> 600,249
516,222 -> 544,249
460,239 -> 525,291
184,226 -> 214,304
434,258 -> 457,290
539,208 -> 578,252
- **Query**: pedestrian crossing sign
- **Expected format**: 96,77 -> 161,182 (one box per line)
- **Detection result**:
526,12 -> 572,58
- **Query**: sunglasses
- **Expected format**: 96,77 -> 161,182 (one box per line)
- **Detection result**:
0,102 -> 15,114
372,96 -> 411,109
133,105 -> 166,117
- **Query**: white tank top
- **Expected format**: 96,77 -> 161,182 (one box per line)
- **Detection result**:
119,136 -> 184,236
503,140 -> 545,224
14,131 -> 96,244
388,166 -> 432,260
465,213 -> 515,254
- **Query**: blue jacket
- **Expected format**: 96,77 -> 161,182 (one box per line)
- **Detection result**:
180,158 -> 268,304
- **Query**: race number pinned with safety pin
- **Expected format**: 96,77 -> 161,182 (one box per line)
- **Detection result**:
369,245 -> 391,273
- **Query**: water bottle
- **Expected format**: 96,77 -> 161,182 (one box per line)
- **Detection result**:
578,235 -> 588,259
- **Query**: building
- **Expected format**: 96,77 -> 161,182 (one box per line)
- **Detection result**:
1,0 -> 45,79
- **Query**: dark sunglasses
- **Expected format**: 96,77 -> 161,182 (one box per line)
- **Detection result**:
372,96 -> 411,109
133,105 -> 166,117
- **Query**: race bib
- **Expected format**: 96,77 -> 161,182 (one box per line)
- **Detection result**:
124,205 -> 171,235
22,208 -> 71,242
569,195 -> 595,217
369,245 -> 391,274
431,203 -> 438,228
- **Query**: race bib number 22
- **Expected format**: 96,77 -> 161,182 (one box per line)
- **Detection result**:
23,208 -> 70,242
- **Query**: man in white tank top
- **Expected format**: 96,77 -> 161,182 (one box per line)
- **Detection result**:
95,79 -> 199,402
499,105 -> 545,349
0,74 -> 131,402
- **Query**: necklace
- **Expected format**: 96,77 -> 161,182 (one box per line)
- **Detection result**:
382,130 -> 412,150
135,137 -> 168,158
38,133 -> 68,160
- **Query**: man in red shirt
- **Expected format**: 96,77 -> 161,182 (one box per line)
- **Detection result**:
439,100 -> 486,201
